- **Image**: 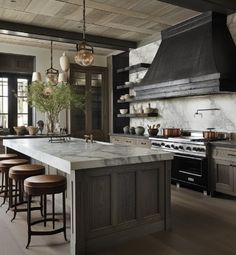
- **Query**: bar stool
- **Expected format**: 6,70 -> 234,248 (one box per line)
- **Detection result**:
0,158 -> 28,206
9,164 -> 45,221
24,175 -> 67,248
0,154 -> 18,194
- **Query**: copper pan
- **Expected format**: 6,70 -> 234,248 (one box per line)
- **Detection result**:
163,128 -> 181,137
202,131 -> 218,139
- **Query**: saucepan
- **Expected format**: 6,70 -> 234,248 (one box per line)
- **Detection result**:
163,128 -> 181,137
202,131 -> 218,139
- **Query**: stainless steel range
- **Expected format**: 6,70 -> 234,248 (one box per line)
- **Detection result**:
150,131 -> 230,194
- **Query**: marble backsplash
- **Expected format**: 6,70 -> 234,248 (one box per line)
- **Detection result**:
128,32 -> 236,135
129,94 -> 236,135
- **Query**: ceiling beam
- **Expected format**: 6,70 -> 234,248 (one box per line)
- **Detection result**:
157,0 -> 236,14
0,20 -> 137,51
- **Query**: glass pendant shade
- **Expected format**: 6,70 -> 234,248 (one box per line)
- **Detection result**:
74,41 -> 94,66
46,67 -> 59,84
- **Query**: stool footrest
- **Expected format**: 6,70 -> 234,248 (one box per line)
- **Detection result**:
29,227 -> 65,236
31,218 -> 61,226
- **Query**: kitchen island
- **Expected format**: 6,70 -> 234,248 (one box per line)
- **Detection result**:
3,137 -> 173,255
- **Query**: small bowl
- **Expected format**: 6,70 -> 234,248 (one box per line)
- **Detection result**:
27,126 -> 39,135
125,81 -> 134,85
148,128 -> 159,137
120,109 -> 128,114
13,126 -> 28,136
144,108 -> 154,114
124,94 -> 130,100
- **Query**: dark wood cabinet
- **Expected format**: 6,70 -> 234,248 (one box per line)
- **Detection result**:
70,64 -> 109,141
211,146 -> 236,196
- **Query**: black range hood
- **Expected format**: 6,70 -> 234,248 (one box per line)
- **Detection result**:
135,11 -> 236,100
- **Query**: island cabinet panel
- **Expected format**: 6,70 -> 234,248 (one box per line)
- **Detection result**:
117,172 -> 136,223
140,169 -> 159,217
72,161 -> 171,254
87,175 -> 111,230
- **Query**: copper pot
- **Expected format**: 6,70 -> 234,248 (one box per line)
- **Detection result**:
202,131 -> 218,139
163,128 -> 181,137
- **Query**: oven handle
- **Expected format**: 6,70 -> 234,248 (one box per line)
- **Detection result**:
175,154 -> 205,161
179,170 -> 202,177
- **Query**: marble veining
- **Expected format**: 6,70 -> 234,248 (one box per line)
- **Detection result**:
3,138 -> 173,173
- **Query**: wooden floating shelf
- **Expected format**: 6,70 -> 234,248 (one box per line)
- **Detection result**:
117,98 -> 136,103
117,113 -> 158,118
116,63 -> 151,74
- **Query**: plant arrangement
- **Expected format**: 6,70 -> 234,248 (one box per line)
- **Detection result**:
27,81 -> 85,133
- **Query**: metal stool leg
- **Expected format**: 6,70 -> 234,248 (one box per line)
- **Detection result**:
52,194 -> 55,229
26,194 -> 32,248
44,194 -> 47,227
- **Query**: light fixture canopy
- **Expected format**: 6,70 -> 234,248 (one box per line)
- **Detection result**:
74,0 -> 94,66
46,41 -> 59,83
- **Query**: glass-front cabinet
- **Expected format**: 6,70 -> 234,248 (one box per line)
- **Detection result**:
70,64 -> 108,141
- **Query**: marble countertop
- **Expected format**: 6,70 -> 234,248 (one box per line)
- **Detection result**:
3,138 -> 173,174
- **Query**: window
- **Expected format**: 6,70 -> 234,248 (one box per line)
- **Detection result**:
0,74 -> 32,132
0,77 -> 8,128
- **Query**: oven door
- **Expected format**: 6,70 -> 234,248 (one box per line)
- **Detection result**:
172,154 -> 208,189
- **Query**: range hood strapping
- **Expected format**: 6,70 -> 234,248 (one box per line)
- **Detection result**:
136,11 -> 236,100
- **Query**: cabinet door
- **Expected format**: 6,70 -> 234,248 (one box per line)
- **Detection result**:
70,65 -> 108,141
213,159 -> 234,194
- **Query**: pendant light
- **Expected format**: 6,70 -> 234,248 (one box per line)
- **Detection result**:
32,71 -> 42,82
46,41 -> 59,83
74,0 -> 94,66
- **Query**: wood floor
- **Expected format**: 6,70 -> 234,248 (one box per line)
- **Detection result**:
1,186 -> 236,255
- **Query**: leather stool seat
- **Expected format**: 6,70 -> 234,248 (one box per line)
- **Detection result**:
0,163 -> 9,172
24,175 -> 67,248
1,158 -> 28,166
9,164 -> 45,221
24,175 -> 66,196
0,154 -> 18,160
9,164 -> 45,179
0,158 -> 28,207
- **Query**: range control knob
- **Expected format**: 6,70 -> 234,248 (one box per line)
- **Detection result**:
192,147 -> 197,151
161,143 -> 165,146
179,146 -> 184,150
174,146 -> 179,150
171,144 -> 175,148
165,144 -> 170,148
186,146 -> 192,151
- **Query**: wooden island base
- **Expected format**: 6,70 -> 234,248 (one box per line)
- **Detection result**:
71,161 -> 171,254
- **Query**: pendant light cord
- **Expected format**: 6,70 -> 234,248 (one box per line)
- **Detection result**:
50,40 -> 53,69
83,0 -> 86,41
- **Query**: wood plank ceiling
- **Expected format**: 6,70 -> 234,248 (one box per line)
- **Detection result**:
0,0 -> 236,53
0,0 -> 199,52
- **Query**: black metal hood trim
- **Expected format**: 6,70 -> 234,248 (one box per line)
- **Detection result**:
136,11 -> 236,100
